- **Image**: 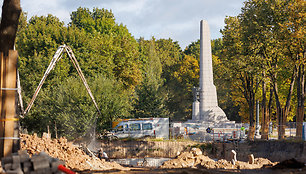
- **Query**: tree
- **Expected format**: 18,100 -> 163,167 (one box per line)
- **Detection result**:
276,0 -> 305,140
170,54 -> 199,120
240,0 -> 301,139
132,38 -> 170,118
221,0 -> 304,140
22,75 -> 132,139
70,7 -> 141,89
221,15 -> 262,140
133,78 -> 169,118
16,8 -> 141,138
212,39 -> 241,122
0,0 -> 21,54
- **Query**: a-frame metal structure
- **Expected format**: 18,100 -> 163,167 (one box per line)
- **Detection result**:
23,45 -> 101,116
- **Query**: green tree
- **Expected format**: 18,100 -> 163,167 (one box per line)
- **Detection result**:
16,8 -> 140,138
132,38 -> 169,118
22,75 -> 132,139
276,0 -> 305,140
70,7 -> 141,89
221,15 -> 262,140
170,54 -> 199,120
212,39 -> 241,122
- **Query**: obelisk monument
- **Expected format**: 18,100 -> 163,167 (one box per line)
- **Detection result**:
192,20 -> 229,123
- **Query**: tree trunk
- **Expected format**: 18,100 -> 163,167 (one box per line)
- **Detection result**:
273,66 -> 296,140
0,0 -> 21,55
240,73 -> 258,141
247,91 -> 256,141
296,64 -> 305,140
261,72 -> 269,140
272,74 -> 284,139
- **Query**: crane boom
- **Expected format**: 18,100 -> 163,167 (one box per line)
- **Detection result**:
23,45 -> 101,116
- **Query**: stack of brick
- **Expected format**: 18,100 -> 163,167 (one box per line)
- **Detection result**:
1,150 -> 65,174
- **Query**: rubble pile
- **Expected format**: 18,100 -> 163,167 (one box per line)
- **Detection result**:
20,134 -> 126,171
161,148 -> 277,170
1,151 -> 65,174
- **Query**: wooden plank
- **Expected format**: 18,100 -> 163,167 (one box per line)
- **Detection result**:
0,52 -> 4,157
2,50 -> 18,157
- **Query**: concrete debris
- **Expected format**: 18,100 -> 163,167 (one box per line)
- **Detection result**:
19,134 -> 127,171
1,150 -> 65,174
248,154 -> 254,164
160,148 -> 277,170
191,147 -> 202,156
230,150 -> 237,165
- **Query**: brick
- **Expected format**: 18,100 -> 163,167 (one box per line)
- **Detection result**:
4,163 -> 12,171
32,159 -> 50,171
1,156 -> 13,165
5,168 -> 24,174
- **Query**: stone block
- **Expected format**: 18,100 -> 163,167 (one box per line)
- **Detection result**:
32,159 -> 50,171
5,168 -> 23,174
248,154 -> 254,164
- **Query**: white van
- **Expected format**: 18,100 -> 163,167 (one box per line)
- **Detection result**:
111,118 -> 169,139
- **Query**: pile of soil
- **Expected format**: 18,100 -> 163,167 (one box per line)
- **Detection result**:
160,148 -> 277,170
20,133 -> 127,171
272,158 -> 305,169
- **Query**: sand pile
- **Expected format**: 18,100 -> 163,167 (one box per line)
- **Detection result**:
20,133 -> 127,171
160,148 -> 277,170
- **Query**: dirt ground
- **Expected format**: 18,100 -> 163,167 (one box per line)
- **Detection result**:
19,133 -> 127,171
1,134 -> 305,174
77,167 -> 306,174
78,147 -> 305,174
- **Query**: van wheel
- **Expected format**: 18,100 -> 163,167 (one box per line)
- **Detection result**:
143,135 -> 150,139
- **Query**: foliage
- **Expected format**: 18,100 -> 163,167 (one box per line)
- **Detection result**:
17,9 -> 139,138
21,75 -> 131,139
15,2 -> 304,140
132,38 -> 170,118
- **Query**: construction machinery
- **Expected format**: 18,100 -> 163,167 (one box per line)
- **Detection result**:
21,44 -> 101,117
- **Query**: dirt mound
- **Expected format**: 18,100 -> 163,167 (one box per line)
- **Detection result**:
20,133 -> 127,171
272,158 -> 305,169
160,148 -> 277,170
161,148 -> 215,168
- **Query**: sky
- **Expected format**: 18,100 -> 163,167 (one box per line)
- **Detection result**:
0,0 -> 245,49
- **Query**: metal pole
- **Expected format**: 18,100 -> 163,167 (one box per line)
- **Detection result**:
255,100 -> 260,137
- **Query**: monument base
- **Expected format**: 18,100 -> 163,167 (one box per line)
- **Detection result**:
183,120 -> 240,142
199,106 -> 229,122
185,119 -> 236,129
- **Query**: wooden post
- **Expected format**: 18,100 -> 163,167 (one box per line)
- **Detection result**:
0,50 -> 18,158
0,52 -> 5,157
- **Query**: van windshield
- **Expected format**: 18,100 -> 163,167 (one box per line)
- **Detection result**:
116,125 -> 123,132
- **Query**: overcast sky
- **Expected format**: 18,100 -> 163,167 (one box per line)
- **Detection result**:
0,0 -> 245,49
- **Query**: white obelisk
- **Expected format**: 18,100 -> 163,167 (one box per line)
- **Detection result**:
198,20 -> 228,122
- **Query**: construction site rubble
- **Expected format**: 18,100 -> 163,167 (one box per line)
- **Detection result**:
160,147 -> 278,170
19,134 -> 127,172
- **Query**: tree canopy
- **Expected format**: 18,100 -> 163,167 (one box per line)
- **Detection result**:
15,1 -> 305,140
